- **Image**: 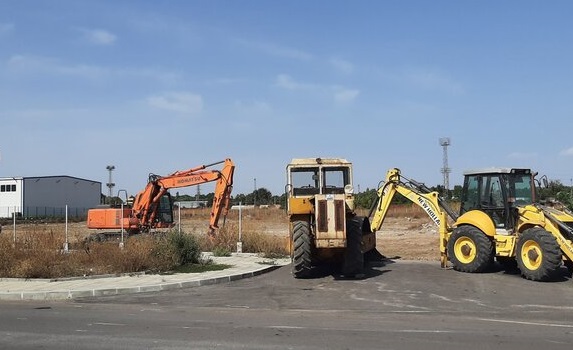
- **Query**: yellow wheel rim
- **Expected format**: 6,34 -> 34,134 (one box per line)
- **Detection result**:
521,240 -> 543,271
454,237 -> 476,264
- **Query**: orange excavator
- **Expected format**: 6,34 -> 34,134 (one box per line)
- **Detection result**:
87,158 -> 235,236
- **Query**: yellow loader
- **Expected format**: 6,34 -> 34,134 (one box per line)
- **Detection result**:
370,167 -> 573,281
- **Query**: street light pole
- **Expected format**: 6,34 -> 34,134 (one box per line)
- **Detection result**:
117,189 -> 128,248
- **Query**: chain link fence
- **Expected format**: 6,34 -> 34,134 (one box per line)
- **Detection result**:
0,206 -> 89,220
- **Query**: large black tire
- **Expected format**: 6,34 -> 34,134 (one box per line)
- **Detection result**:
447,225 -> 494,273
516,227 -> 562,281
342,216 -> 364,277
292,220 -> 312,278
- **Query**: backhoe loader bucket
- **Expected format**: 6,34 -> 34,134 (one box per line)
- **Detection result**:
364,247 -> 387,262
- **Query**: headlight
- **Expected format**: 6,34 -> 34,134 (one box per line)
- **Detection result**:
344,184 -> 354,195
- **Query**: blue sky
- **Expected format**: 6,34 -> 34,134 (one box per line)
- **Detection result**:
1,1 -> 573,198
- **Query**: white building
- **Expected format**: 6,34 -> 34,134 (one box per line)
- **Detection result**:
0,176 -> 101,218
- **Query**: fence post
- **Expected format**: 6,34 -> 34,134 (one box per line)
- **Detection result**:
63,205 -> 69,252
13,206 -> 16,244
237,202 -> 243,253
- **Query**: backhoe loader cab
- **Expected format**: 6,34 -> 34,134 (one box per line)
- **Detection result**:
460,168 -> 534,231
447,167 -> 573,281
286,158 -> 377,278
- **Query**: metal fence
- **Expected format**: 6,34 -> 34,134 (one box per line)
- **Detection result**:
0,206 -> 89,219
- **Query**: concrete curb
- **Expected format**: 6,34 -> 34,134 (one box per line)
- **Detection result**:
0,253 -> 290,301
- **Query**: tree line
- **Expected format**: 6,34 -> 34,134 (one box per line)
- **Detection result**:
105,180 -> 573,212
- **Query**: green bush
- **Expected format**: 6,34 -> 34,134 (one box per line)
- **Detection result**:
166,231 -> 202,266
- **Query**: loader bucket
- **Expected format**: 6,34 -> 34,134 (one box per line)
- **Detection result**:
364,247 -> 387,262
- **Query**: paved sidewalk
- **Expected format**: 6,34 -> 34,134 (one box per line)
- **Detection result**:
0,253 -> 291,301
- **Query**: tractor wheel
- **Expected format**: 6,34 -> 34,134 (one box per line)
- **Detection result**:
516,228 -> 562,281
342,216 -> 365,278
447,226 -> 494,273
292,220 -> 313,278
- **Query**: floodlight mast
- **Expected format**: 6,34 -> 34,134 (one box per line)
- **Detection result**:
106,165 -> 116,199
439,138 -> 451,194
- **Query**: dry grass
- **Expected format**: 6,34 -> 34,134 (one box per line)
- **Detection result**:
0,231 -> 201,279
0,204 -> 449,278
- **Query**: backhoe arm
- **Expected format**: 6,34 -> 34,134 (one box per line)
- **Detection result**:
369,168 -> 456,267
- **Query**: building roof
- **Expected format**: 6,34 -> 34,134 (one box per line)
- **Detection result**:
0,175 -> 101,184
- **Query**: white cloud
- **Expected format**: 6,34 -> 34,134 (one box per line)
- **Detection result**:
6,55 -> 181,83
7,55 -> 110,79
275,74 -> 315,90
275,74 -> 359,104
333,87 -> 360,104
81,28 -> 117,45
233,100 -> 272,115
329,57 -> 354,74
403,68 -> 464,94
0,22 -> 14,36
234,38 -> 313,61
560,147 -> 573,156
147,92 -> 203,114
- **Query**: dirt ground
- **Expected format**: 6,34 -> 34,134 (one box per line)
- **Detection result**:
4,211 -> 440,261
374,216 -> 440,261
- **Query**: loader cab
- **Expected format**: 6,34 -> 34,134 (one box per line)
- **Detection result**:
460,168 -> 533,230
287,158 -> 352,197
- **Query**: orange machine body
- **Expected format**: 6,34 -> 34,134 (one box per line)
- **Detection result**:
87,158 -> 235,235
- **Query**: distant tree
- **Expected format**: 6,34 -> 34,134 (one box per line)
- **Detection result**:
537,179 -> 573,211
452,185 -> 463,201
255,188 -> 273,205
354,188 -> 378,209
233,193 -> 247,205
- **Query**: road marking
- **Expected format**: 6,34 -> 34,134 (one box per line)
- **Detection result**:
267,326 -> 453,333
429,294 -> 456,302
395,329 -> 454,333
478,318 -> 573,328
512,304 -> 573,311
93,322 -> 127,327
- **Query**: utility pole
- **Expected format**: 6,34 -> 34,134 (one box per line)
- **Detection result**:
439,138 -> 451,197
106,165 -> 115,201
253,178 -> 257,206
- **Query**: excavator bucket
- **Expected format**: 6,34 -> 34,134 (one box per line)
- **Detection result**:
364,247 -> 387,262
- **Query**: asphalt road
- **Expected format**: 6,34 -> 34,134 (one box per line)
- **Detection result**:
1,260 -> 573,349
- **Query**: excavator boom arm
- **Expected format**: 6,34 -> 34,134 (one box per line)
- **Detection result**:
132,159 -> 235,234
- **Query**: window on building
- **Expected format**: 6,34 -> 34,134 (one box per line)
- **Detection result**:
0,184 -> 17,192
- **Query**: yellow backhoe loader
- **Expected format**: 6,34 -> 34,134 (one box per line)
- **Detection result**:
369,168 -> 573,281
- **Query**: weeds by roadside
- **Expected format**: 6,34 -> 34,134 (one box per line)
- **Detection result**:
0,231 -> 208,279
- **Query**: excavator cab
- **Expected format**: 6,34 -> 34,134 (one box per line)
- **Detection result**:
155,193 -> 174,225
460,168 -> 534,231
